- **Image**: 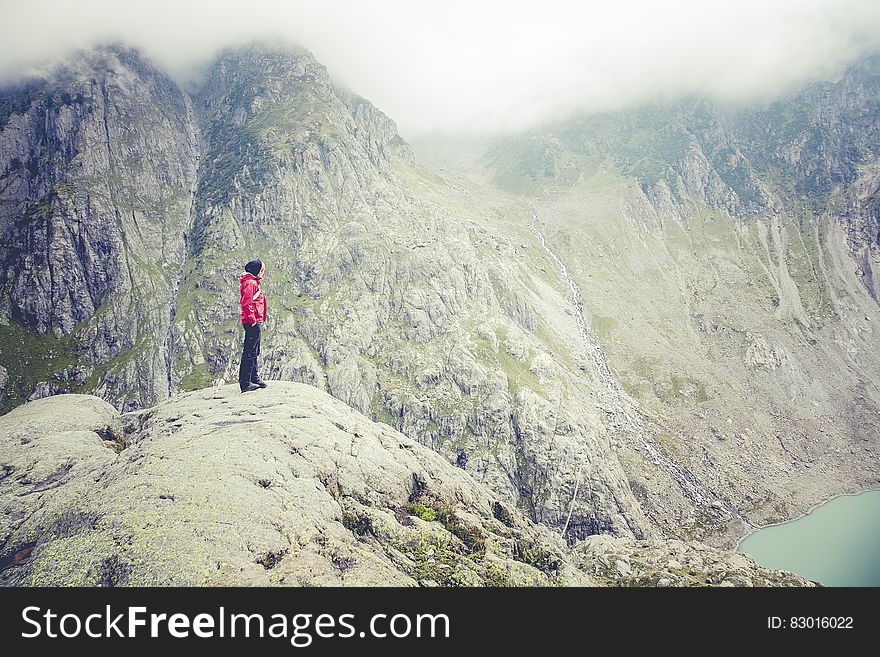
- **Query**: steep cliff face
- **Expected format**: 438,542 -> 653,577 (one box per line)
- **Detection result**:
731,56 -> 880,300
0,45 -> 199,411
0,43 -> 651,544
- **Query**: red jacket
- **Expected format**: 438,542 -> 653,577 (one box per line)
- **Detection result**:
240,272 -> 267,324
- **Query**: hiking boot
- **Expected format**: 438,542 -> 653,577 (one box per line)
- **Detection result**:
251,378 -> 268,388
241,383 -> 260,393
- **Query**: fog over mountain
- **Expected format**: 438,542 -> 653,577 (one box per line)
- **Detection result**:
1,0 -> 879,136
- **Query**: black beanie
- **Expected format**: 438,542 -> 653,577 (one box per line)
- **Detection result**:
244,259 -> 263,277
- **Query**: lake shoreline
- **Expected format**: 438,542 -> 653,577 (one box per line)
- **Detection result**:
734,485 -> 880,553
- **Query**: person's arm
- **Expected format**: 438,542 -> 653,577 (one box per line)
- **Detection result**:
240,279 -> 257,324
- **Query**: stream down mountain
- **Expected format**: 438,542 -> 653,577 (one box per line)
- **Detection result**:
529,211 -> 713,510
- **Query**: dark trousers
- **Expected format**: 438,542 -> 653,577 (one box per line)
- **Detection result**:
238,321 -> 261,390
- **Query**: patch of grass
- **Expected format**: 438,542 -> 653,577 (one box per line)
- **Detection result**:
408,494 -> 486,555
483,560 -> 511,587
591,314 -> 618,340
0,322 -> 79,413
179,363 -> 213,392
661,374 -> 709,405
654,433 -> 681,456
468,326 -> 546,398
410,536 -> 469,587
408,502 -> 437,522
781,211 -> 831,318
497,347 -> 544,397
372,405 -> 399,430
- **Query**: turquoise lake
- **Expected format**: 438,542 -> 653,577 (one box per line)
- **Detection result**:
737,489 -> 880,586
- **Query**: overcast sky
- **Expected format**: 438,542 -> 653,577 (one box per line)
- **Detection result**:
1,0 -> 879,137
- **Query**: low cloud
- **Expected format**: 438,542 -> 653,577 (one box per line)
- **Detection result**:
1,0 -> 879,137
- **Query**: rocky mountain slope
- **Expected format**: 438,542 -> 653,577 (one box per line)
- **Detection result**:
0,383 -> 810,586
0,43 -> 651,546
0,41 -> 878,558
418,54 -> 880,545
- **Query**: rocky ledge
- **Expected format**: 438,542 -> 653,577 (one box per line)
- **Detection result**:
0,382 -> 812,586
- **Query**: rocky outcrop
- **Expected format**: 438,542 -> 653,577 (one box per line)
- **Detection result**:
573,535 -> 812,587
0,384 -> 811,586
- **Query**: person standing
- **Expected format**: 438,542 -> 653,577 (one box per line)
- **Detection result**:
239,259 -> 268,392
